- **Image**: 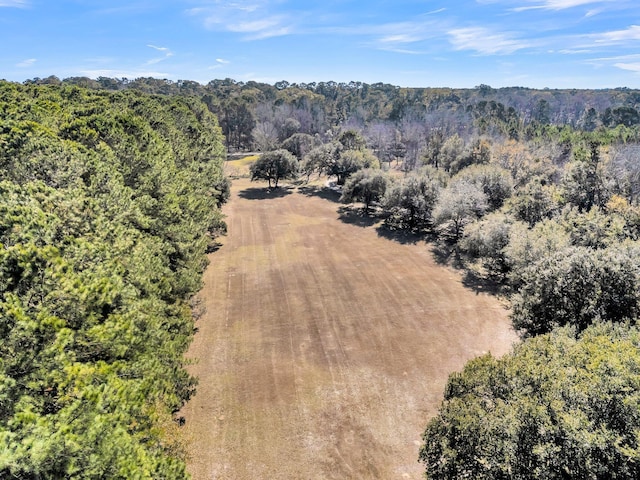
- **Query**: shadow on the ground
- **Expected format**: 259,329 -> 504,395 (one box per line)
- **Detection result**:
430,241 -> 462,267
430,241 -> 508,296
461,270 -> 507,296
205,241 -> 223,254
375,225 -> 423,245
238,186 -> 294,200
298,185 -> 341,203
337,206 -> 380,227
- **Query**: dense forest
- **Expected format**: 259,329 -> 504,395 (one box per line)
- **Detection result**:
6,75 -> 640,478
0,81 -> 228,478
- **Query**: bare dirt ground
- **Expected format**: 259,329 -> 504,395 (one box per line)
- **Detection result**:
182,177 -> 518,480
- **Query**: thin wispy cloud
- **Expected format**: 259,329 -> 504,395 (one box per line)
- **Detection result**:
379,33 -> 425,44
448,27 -> 530,54
0,0 -> 28,7
478,0 -> 619,11
3,0 -> 640,88
187,1 -> 296,40
147,44 -> 169,52
590,25 -> 640,44
587,54 -> 640,74
91,3 -> 156,16
208,58 -> 231,70
373,31 -> 430,54
16,58 -> 36,67
615,62 -> 640,73
558,48 -> 594,54
227,16 -> 292,39
145,44 -> 174,65
514,1 -> 614,11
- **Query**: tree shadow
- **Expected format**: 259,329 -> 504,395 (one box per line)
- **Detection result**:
298,185 -> 341,203
375,224 -> 423,245
430,240 -> 460,267
337,205 -> 379,227
205,240 -> 223,253
237,186 -> 294,200
429,242 -> 509,296
461,269 -> 507,296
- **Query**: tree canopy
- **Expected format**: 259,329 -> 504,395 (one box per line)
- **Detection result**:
512,245 -> 640,336
250,149 -> 299,188
340,168 -> 389,212
10,75 -> 640,480
421,323 -> 640,480
0,81 -> 227,478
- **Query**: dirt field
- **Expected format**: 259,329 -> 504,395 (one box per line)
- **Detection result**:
181,177 -> 518,479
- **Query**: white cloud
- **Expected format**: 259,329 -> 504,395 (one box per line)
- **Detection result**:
187,1 -> 295,40
0,0 -> 28,7
584,53 -> 640,73
209,58 -> 231,69
147,44 -> 170,52
379,34 -> 424,44
145,44 -> 174,65
374,31 -> 429,54
226,16 -> 292,39
558,49 -> 593,54
448,27 -> 529,54
614,62 -> 640,73
547,25 -> 640,54
539,0 -> 614,8
591,25 -> 640,44
16,58 -> 36,67
478,0 -> 618,11
187,0 -> 301,40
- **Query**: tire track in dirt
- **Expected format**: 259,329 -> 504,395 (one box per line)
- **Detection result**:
182,178 -> 518,479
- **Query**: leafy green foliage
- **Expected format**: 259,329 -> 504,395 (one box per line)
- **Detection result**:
461,212 -> 515,278
0,81 -> 227,478
434,181 -> 488,242
506,178 -> 559,226
382,169 -> 444,230
421,323 -> 640,479
558,206 -> 631,249
250,149 -> 299,188
17,76 -> 640,480
340,169 -> 390,212
503,219 -> 571,285
512,245 -> 640,336
452,164 -> 513,211
561,141 -> 610,211
280,132 -> 316,160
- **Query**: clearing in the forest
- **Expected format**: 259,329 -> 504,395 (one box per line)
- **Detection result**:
182,176 -> 517,479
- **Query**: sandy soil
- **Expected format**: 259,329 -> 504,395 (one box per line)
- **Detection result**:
181,177 -> 518,479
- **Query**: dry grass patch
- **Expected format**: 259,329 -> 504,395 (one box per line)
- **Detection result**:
182,177 -> 517,480
225,154 -> 259,178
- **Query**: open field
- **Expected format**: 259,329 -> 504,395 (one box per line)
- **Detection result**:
224,154 -> 258,179
182,177 -> 518,479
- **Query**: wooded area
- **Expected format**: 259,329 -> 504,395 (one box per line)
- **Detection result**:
0,81 -> 227,478
5,75 -> 640,478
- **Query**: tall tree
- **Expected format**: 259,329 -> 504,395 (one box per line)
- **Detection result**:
511,245 -> 640,336
250,149 -> 299,188
383,169 -> 443,230
421,323 -> 640,480
340,169 -> 389,213
433,181 -> 488,242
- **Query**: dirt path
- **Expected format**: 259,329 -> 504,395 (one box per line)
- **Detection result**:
182,178 -> 518,479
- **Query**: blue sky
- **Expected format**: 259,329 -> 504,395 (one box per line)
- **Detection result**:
1,0 -> 639,88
